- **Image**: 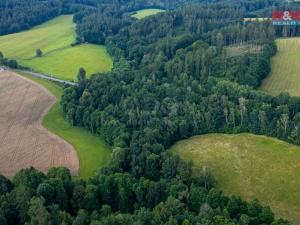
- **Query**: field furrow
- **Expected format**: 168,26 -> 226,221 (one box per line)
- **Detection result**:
0,70 -> 79,177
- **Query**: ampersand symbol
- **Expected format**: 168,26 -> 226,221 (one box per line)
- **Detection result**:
283,11 -> 292,20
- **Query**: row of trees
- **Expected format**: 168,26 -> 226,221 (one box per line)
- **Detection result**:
0,166 -> 288,225
0,52 -> 18,68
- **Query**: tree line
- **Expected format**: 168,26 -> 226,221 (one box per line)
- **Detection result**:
0,165 -> 288,225
0,0 -> 99,35
0,52 -> 18,68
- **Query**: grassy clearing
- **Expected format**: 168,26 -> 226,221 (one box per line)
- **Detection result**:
0,15 -> 113,80
260,38 -> 300,96
21,44 -> 113,81
17,71 -> 111,179
243,18 -> 271,22
226,44 -> 262,57
171,133 -> 300,224
131,8 -> 165,19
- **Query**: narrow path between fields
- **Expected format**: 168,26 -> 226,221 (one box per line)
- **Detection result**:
18,69 -> 77,86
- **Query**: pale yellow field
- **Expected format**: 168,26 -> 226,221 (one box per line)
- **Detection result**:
260,38 -> 300,96
171,133 -> 300,224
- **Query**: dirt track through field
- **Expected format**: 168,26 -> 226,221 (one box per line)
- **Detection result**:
0,70 -> 79,177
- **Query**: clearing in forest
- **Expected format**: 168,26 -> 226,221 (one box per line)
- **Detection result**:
226,43 -> 262,57
131,8 -> 166,19
170,133 -> 300,224
260,38 -> 300,96
0,70 -> 79,177
0,15 -> 113,80
243,18 -> 271,22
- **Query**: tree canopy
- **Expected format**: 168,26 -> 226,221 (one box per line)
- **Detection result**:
0,0 -> 298,224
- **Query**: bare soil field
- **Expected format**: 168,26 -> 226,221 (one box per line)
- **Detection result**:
0,70 -> 79,177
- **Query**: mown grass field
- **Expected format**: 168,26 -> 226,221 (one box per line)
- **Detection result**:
0,15 -> 113,80
131,8 -> 165,19
260,38 -> 300,96
21,44 -> 113,81
170,133 -> 300,224
0,15 -> 75,59
17,71 -> 111,179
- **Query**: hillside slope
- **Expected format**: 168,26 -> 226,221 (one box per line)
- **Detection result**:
0,15 -> 75,59
260,38 -> 300,96
171,133 -> 300,223
0,15 -> 113,80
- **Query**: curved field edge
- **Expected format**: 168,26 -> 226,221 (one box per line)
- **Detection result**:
170,133 -> 300,224
16,71 -> 111,179
260,38 -> 300,96
131,8 -> 166,19
0,71 -> 79,177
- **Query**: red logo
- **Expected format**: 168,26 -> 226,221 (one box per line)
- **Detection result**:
272,11 -> 300,20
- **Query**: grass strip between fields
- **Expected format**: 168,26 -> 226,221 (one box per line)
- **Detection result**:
17,71 -> 111,179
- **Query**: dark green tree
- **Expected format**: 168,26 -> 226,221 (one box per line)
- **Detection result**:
77,67 -> 86,82
0,175 -> 12,195
36,49 -> 42,57
27,197 -> 52,225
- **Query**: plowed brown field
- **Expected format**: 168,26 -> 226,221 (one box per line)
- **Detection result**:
0,70 -> 79,177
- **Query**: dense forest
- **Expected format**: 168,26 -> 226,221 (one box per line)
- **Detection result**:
0,0 -> 61,35
0,0 -> 207,36
0,0 -> 299,224
1,166 -> 287,225
74,0 -> 277,44
0,0 -> 131,35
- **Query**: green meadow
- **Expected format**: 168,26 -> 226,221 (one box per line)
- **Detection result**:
0,15 -> 113,80
17,71 -> 111,179
0,15 -> 75,59
21,44 -> 113,81
171,133 -> 300,224
131,8 -> 165,19
260,38 -> 300,96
